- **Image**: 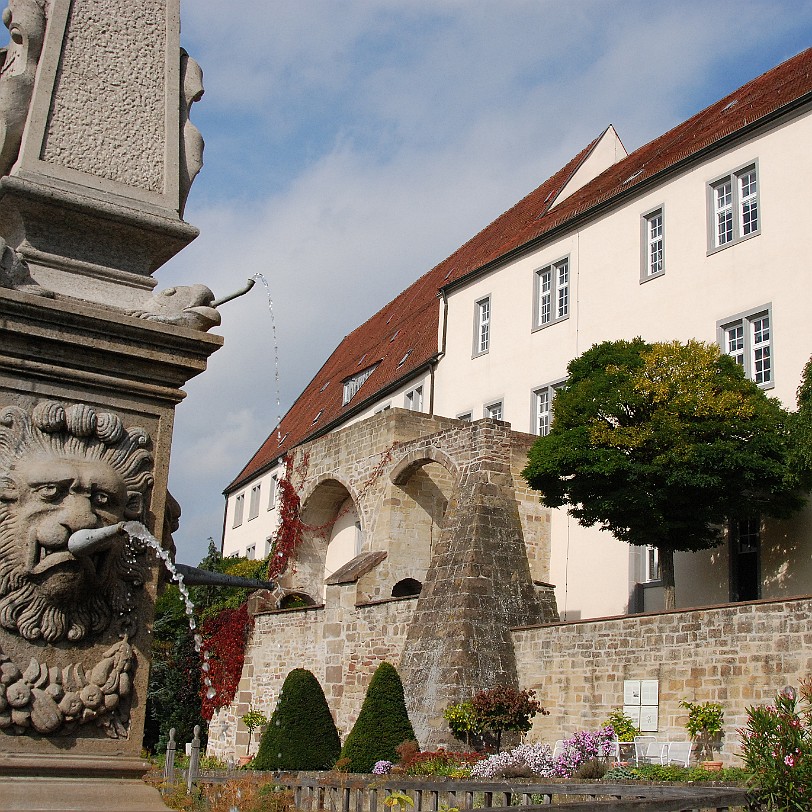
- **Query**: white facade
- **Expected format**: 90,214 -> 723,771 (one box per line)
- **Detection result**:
223,65 -> 812,621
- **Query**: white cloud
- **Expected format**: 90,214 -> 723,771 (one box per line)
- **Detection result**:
166,0 -> 812,564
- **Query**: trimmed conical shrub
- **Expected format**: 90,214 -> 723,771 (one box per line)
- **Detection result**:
340,661 -> 416,772
253,668 -> 340,770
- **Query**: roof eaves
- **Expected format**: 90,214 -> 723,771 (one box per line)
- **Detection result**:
440,89 -> 812,296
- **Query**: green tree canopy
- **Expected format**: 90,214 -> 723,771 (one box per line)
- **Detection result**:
522,338 -> 806,608
340,661 -> 416,772
254,668 -> 340,770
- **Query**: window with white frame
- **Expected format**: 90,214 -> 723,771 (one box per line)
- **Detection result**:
485,400 -> 503,420
248,483 -> 261,520
342,363 -> 379,405
457,411 -> 473,422
405,385 -> 423,411
718,306 -> 772,387
232,493 -> 245,528
473,296 -> 491,356
533,257 -> 569,329
268,474 -> 278,510
246,544 -> 256,560
708,163 -> 759,250
533,382 -> 563,436
641,207 -> 664,279
644,546 -> 661,582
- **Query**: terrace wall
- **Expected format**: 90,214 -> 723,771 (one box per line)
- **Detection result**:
514,595 -> 812,765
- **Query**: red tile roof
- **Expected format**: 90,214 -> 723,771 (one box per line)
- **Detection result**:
226,47 -> 812,494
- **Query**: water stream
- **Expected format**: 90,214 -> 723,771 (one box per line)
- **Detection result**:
250,272 -> 283,444
122,521 -> 216,699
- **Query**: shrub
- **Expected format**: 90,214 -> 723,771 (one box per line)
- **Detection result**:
443,700 -> 482,746
680,699 -> 725,761
340,662 -> 416,773
470,742 -> 555,779
603,708 -> 641,742
553,727 -> 615,777
253,669 -> 340,770
739,682 -> 812,811
572,758 -> 607,780
470,686 -> 546,753
603,765 -> 639,781
401,750 -> 483,777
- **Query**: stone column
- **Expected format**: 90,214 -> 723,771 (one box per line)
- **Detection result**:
0,1 -> 219,809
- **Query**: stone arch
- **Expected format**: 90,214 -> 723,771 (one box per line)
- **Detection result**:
286,476 -> 364,599
375,446 -> 457,598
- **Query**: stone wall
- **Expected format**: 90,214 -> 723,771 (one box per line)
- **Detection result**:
514,595 -> 812,765
206,589 -> 417,763
208,410 -> 556,761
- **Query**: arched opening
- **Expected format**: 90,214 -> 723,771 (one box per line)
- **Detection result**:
384,456 -> 455,593
278,591 -> 316,610
290,478 -> 363,599
392,578 -> 422,598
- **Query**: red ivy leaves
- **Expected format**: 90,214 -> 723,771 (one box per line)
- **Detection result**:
199,604 -> 254,720
267,454 -> 304,579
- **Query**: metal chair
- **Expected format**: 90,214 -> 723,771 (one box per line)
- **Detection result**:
664,740 -> 693,767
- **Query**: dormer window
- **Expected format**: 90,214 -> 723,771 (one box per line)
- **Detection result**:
342,364 -> 379,405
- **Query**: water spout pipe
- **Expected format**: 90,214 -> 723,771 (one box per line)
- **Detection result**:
174,563 -> 275,591
68,522 -> 126,556
212,278 -> 256,308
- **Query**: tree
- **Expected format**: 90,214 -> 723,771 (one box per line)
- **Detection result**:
254,668 -> 340,770
523,339 -> 805,609
340,662 -> 416,773
470,686 -> 544,753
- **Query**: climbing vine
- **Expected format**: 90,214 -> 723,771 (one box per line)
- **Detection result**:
267,442 -> 402,579
199,603 -> 254,720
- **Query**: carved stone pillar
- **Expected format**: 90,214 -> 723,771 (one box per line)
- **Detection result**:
0,1 -> 219,809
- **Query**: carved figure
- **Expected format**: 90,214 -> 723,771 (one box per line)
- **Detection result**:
127,283 -> 221,332
0,0 -> 46,177
179,48 -> 204,216
0,236 -> 53,296
0,401 -> 154,644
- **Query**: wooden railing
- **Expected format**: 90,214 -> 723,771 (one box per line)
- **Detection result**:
205,772 -> 753,812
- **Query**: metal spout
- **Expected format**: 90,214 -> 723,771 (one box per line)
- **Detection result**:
67,522 -> 125,556
212,278 -> 256,308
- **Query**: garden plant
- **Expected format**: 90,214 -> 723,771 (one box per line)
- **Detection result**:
469,686 -> 546,753
340,662 -> 416,772
254,668 -> 340,770
680,699 -> 724,763
740,682 -> 812,811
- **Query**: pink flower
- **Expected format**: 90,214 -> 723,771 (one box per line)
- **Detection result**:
784,754 -> 796,767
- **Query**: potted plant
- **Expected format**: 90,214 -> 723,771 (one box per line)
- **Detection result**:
680,699 -> 724,769
241,707 -> 269,762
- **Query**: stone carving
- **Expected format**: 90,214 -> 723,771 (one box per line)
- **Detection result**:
0,0 -> 46,177
179,48 -> 204,216
0,237 -> 53,296
127,284 -> 221,332
0,401 -> 154,644
0,637 -> 134,737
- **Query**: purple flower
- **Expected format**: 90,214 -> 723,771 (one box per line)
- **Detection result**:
373,760 -> 393,775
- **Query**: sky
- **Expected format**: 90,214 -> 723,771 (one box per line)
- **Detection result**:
162,0 -> 812,566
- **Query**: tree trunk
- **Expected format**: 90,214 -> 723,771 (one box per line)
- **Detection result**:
660,547 -> 676,610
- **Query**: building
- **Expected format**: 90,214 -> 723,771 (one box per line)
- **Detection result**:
209,49 -> 812,763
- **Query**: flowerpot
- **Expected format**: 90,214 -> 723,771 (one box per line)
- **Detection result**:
238,756 -> 252,767
702,761 -> 723,771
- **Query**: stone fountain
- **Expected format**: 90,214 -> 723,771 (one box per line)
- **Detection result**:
0,1 -> 229,809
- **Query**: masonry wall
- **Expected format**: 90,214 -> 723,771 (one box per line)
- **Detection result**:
513,595 -> 812,765
206,590 -> 417,763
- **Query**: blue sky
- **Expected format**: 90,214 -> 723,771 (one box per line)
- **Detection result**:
162,1 -> 812,565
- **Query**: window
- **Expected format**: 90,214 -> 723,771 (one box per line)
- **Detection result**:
342,363 -> 378,405
232,493 -> 244,528
248,483 -> 261,520
718,306 -> 772,386
473,296 -> 491,356
374,402 -> 391,413
708,163 -> 759,251
457,411 -> 473,422
246,544 -> 256,560
485,400 -> 503,420
641,207 -> 664,280
268,474 -> 278,510
405,385 -> 423,411
533,257 -> 569,329
532,383 -> 563,436
644,546 -> 660,582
